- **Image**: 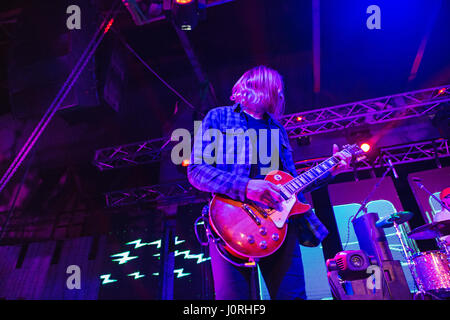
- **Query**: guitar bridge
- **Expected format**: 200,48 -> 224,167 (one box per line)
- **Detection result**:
242,204 -> 261,225
248,201 -> 268,218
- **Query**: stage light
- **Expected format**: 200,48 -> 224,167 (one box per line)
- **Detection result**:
178,158 -> 190,174
103,18 -> 114,34
173,0 -> 199,30
123,0 -> 209,27
296,116 -> 304,122
437,88 -> 446,95
326,250 -> 375,281
347,129 -> 373,155
360,143 -> 371,153
326,250 -> 382,300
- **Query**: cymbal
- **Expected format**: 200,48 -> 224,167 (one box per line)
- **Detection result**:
375,211 -> 414,228
408,220 -> 450,240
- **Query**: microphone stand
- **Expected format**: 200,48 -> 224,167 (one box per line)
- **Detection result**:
349,160 -> 396,299
351,160 -> 393,222
351,160 -> 429,299
413,179 -> 450,212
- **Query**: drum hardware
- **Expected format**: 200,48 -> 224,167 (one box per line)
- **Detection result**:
404,179 -> 450,299
407,220 -> 450,241
407,220 -> 450,261
404,220 -> 450,299
353,212 -> 412,299
411,251 -> 450,298
376,212 -> 418,259
374,211 -> 435,299
349,163 -> 413,299
375,211 -> 414,229
437,238 -> 450,257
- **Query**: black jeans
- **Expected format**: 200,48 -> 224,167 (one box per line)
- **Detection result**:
208,224 -> 307,300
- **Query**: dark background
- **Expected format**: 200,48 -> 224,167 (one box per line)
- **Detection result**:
0,0 -> 448,299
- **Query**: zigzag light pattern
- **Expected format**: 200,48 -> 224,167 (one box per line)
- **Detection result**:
100,274 -> 118,285
174,250 -> 211,264
127,271 -> 146,279
110,251 -> 139,264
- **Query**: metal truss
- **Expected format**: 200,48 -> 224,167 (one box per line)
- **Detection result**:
122,0 -> 235,26
280,85 -> 450,139
93,85 -> 449,170
94,137 -> 171,171
105,180 -> 209,208
295,138 -> 449,173
104,138 -> 449,208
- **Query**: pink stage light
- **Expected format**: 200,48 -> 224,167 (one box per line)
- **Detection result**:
360,143 -> 371,153
104,18 -> 114,34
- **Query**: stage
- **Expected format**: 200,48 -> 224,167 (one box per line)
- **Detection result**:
0,0 -> 449,301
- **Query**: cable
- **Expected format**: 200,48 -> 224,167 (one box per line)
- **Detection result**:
351,157 -> 393,223
111,28 -> 203,116
342,214 -> 355,250
0,0 -> 122,195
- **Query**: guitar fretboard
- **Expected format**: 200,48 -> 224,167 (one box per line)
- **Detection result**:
282,156 -> 342,195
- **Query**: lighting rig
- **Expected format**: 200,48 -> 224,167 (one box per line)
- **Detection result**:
122,0 -> 208,30
326,250 -> 383,300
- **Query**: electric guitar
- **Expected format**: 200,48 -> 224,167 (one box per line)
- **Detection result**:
208,144 -> 365,260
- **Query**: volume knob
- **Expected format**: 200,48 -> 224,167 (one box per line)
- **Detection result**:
259,227 -> 267,236
271,233 -> 279,241
247,235 -> 255,244
259,241 -> 267,249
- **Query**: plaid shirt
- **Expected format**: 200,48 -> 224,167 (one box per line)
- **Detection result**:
187,104 -> 329,247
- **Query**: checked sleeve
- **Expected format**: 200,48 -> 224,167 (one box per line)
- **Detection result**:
187,109 -> 250,202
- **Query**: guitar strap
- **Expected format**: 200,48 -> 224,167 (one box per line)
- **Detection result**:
194,203 -> 257,268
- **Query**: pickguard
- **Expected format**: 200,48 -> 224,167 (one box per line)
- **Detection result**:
268,196 -> 296,228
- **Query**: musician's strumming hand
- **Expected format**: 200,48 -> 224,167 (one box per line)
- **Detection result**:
246,180 -> 283,209
332,144 -> 352,175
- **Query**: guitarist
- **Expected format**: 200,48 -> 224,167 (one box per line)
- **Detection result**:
187,66 -> 352,300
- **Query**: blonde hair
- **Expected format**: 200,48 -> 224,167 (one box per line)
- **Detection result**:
230,66 -> 285,118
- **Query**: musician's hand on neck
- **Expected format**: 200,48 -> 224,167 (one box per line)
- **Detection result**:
331,144 -> 352,176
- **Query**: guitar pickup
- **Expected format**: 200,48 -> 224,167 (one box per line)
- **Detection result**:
242,204 -> 261,225
248,201 -> 268,218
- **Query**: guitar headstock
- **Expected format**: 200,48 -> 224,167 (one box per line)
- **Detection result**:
342,144 -> 367,162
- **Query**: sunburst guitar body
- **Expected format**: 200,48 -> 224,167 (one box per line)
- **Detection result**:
208,144 -> 364,260
209,170 -> 310,260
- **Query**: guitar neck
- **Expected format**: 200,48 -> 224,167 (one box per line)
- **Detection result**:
282,156 -> 342,195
